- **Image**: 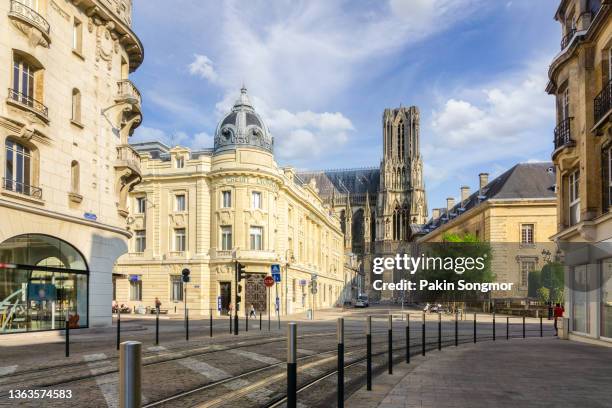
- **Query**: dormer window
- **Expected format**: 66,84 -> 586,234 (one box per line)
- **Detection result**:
175,157 -> 184,168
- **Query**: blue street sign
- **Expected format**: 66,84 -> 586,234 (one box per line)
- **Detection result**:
217,296 -> 222,311
271,264 -> 281,282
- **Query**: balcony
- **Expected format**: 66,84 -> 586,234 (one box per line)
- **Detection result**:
8,0 -> 50,46
2,177 -> 42,200
7,88 -> 48,121
116,80 -> 142,109
560,28 -> 576,50
553,117 -> 575,151
115,144 -> 141,176
594,79 -> 612,128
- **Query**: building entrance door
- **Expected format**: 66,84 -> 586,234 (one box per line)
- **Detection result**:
245,274 -> 267,314
219,282 -> 231,314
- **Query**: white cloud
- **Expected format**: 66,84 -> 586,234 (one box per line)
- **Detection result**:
188,54 -> 218,83
132,126 -> 214,150
422,61 -> 554,189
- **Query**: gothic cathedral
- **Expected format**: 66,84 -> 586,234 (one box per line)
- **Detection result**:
298,106 -> 428,300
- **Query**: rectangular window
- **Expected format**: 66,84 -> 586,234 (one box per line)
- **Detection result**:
222,190 -> 231,208
175,194 -> 186,212
129,278 -> 142,301
561,87 -> 570,120
135,230 -> 146,252
171,275 -> 183,302
573,265 -> 589,333
136,197 -> 146,214
601,259 -> 612,339
73,18 -> 83,53
569,170 -> 580,225
520,224 -> 534,245
174,228 -> 186,251
249,226 -> 263,250
221,225 -> 232,251
4,139 -> 31,194
252,191 -> 262,209
12,56 -> 35,104
520,260 -> 535,287
176,157 -> 184,168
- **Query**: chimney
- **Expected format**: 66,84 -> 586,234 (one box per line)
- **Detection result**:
479,173 -> 489,191
460,186 -> 470,205
446,197 -> 455,211
432,208 -> 440,219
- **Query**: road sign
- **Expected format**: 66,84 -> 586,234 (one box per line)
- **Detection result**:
271,264 -> 281,282
217,296 -> 222,312
264,276 -> 274,288
299,279 -> 307,286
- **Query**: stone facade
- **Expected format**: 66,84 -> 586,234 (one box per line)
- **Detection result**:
114,89 -> 353,316
0,0 -> 143,328
297,106 -> 428,301
418,164 -> 558,300
547,0 -> 612,345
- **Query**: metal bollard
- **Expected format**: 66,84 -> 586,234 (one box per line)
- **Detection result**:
185,308 -> 189,341
119,341 -> 142,408
278,309 -> 281,330
229,313 -> 232,334
506,317 -> 509,340
455,311 -> 458,347
337,318 -> 344,408
268,307 -> 271,331
210,309 -> 213,338
65,314 -> 70,358
422,312 -> 426,356
260,312 -> 262,331
438,313 -> 441,351
540,316 -> 543,337
493,313 -> 496,341
246,313 -> 249,332
155,309 -> 159,345
366,316 -> 372,391
406,314 -> 410,363
287,323 -> 297,408
473,313 -> 476,343
522,315 -> 526,338
388,315 -> 393,374
117,310 -> 121,351
234,311 -> 239,336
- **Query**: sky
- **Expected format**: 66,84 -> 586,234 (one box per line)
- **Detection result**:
130,0 -> 561,213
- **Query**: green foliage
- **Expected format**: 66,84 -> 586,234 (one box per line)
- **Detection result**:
529,262 -> 564,303
537,287 -> 550,303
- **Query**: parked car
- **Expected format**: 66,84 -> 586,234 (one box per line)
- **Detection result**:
355,295 -> 369,308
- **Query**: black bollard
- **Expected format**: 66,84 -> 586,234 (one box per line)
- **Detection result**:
186,308 -> 189,341
422,312 -> 426,356
455,311 -> 458,347
388,315 -> 393,374
234,311 -> 238,336
260,312 -> 262,330
337,318 -> 344,408
406,314 -> 410,363
366,316 -> 372,391
246,313 -> 249,332
493,313 -> 496,341
506,316 -> 509,340
116,310 -> 121,351
155,309 -> 159,345
268,306 -> 271,331
438,313 -> 441,351
540,316 -> 543,337
210,309 -> 213,338
522,315 -> 526,338
65,314 -> 70,358
473,313 -> 476,343
229,313 -> 232,334
287,323 -> 297,408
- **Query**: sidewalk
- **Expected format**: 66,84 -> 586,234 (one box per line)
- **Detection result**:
347,337 -> 612,408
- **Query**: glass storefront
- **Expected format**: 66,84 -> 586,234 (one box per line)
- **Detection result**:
602,259 -> 612,339
572,265 -> 589,333
0,234 -> 88,334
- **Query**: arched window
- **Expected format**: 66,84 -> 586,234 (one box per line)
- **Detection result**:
71,160 -> 80,193
71,88 -> 81,123
397,121 -> 404,158
4,139 -> 32,196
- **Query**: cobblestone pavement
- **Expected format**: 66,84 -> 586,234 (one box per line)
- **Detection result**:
0,307 -> 556,407
347,337 -> 612,408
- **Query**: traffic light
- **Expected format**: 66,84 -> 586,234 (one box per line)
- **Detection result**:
236,295 -> 242,305
237,284 -> 242,294
237,263 -> 247,281
181,268 -> 190,283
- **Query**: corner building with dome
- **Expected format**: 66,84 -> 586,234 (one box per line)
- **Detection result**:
114,88 -> 354,316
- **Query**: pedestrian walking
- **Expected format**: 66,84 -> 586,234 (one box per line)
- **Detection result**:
154,297 -> 161,312
553,303 -> 564,336
249,304 -> 256,318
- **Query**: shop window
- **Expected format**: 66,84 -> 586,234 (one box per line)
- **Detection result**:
601,259 -> 612,339
572,265 -> 589,333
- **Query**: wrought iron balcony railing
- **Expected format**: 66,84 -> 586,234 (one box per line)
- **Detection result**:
594,79 -> 612,125
2,177 -> 42,199
116,80 -> 142,106
560,28 -> 576,50
554,117 -> 574,150
8,88 -> 48,118
8,0 -> 50,35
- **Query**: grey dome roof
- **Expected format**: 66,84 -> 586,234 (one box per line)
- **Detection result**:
214,87 -> 273,154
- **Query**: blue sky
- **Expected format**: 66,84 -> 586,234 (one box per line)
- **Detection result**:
130,0 -> 561,213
